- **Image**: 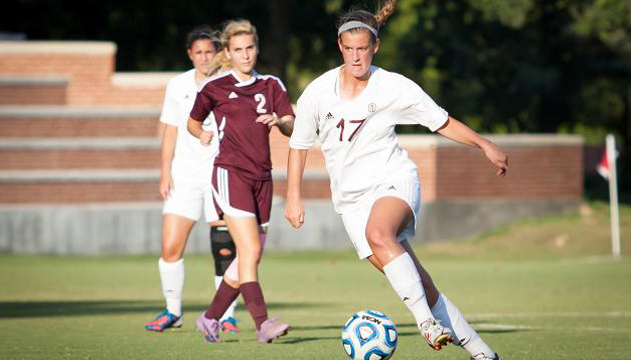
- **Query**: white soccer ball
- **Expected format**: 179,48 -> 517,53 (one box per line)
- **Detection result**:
341,310 -> 398,360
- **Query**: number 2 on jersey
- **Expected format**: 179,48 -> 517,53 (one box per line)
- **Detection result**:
254,93 -> 267,114
336,118 -> 366,141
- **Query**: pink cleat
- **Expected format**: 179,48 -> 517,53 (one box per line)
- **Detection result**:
144,310 -> 182,332
196,313 -> 221,343
221,317 -> 241,334
256,316 -> 290,344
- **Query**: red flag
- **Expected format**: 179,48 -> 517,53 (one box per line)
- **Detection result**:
597,150 -> 609,179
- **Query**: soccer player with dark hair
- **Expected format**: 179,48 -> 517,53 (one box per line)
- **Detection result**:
144,25 -> 239,334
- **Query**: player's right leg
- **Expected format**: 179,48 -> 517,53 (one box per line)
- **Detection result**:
209,224 -> 240,333
146,181 -> 201,332
145,213 -> 196,332
363,196 -> 453,350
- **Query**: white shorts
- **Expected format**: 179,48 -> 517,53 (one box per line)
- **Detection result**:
340,179 -> 421,259
163,178 -> 219,222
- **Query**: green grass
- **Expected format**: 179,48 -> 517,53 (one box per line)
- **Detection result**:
1,200 -> 630,359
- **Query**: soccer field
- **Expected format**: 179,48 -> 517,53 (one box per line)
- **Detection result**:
1,203 -> 630,359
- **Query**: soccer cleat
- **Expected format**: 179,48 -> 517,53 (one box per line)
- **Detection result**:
221,316 -> 241,334
196,313 -> 221,343
256,316 -> 290,344
419,318 -> 454,351
471,353 -> 501,360
144,310 -> 182,332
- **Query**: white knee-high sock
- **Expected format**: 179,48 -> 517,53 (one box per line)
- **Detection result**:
214,275 -> 237,321
383,253 -> 434,325
431,293 -> 494,357
158,257 -> 184,317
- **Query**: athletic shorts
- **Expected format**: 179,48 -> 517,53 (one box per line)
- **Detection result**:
340,179 -> 421,259
163,177 -> 219,222
211,166 -> 272,226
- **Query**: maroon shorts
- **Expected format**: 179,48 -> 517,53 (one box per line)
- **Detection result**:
211,166 -> 273,225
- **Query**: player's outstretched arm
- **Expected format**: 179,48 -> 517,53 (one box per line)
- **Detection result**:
285,148 -> 308,228
256,114 -> 295,137
437,116 -> 508,176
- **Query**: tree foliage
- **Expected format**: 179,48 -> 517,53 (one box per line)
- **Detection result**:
2,0 -> 630,186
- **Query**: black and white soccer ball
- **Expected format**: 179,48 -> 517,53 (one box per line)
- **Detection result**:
341,310 -> 398,360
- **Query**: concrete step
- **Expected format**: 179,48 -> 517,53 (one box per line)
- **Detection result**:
0,170 -> 330,204
0,106 -> 160,137
0,76 -> 68,105
0,138 -> 159,170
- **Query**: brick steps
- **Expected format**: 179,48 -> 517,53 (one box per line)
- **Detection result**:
0,106 -> 160,137
0,76 -> 69,105
0,138 -> 159,169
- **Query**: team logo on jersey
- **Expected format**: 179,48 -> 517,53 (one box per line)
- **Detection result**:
228,91 -> 239,99
325,112 -> 334,120
368,103 -> 377,113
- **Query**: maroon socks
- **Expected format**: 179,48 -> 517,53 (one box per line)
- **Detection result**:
204,280 -> 240,320
240,281 -> 268,330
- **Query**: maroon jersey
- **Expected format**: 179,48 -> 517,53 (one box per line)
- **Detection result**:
190,70 -> 294,180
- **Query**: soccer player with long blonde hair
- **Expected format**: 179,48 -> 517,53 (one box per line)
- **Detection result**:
188,19 -> 295,344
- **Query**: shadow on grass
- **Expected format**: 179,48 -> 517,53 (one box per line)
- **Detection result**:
0,300 -> 327,319
397,322 -> 531,334
278,336 -> 339,344
291,324 -> 342,331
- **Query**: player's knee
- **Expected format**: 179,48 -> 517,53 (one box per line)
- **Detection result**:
365,227 -> 395,250
210,226 -> 237,276
161,245 -> 182,262
242,242 -> 262,263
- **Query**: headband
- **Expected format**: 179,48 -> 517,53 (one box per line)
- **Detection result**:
337,21 -> 378,38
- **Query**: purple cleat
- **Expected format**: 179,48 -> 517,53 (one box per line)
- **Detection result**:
257,316 -> 290,344
196,313 -> 221,343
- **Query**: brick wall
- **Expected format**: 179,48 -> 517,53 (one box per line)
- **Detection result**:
0,81 -> 67,105
0,42 -> 165,106
0,149 -> 160,170
0,181 -> 160,203
0,41 -> 584,205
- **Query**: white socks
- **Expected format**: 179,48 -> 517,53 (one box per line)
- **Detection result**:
431,293 -> 494,358
383,253 -> 434,325
214,275 -> 238,321
158,257 -> 184,317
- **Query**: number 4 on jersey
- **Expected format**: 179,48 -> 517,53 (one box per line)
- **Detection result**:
336,118 -> 366,141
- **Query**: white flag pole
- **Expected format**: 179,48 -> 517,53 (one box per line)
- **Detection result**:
606,134 -> 621,257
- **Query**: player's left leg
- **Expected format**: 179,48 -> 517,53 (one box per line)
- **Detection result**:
400,235 -> 498,358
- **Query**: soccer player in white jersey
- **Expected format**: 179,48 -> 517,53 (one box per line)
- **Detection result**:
144,26 -> 239,334
285,1 -> 507,359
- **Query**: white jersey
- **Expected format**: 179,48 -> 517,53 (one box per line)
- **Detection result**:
160,69 -> 218,182
289,66 -> 448,214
